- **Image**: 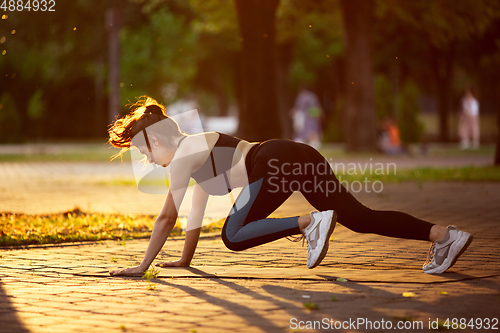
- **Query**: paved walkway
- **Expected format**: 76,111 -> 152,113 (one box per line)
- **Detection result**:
2,179 -> 500,332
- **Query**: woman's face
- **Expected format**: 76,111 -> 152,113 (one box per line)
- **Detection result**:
136,135 -> 175,167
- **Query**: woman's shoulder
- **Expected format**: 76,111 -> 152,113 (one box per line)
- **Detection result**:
172,132 -> 218,164
182,132 -> 219,148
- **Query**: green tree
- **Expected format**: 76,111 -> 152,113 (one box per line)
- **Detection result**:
187,0 -> 240,116
374,74 -> 395,121
0,93 -> 22,143
27,88 -> 46,139
0,0 -> 125,139
120,8 -> 197,105
124,0 -> 240,117
375,0 -> 500,142
276,0 -> 344,139
397,80 -> 424,145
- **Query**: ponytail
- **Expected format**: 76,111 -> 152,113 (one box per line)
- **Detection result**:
108,96 -> 182,160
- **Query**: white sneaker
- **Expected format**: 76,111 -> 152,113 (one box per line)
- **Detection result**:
303,210 -> 337,269
423,225 -> 473,274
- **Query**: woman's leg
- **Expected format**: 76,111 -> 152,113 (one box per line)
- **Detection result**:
222,139 -> 435,253
298,145 -> 435,241
222,140 -> 324,251
221,178 -> 300,251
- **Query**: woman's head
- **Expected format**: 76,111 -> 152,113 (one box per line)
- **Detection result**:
108,96 -> 184,164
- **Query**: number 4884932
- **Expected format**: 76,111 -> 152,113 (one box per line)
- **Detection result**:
1,0 -> 56,11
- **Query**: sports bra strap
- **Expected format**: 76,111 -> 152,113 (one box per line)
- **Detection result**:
177,136 -> 187,148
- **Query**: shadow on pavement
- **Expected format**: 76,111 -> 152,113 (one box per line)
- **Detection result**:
153,278 -> 284,332
262,280 -> 500,322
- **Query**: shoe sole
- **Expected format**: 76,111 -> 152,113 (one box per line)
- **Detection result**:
424,232 -> 473,274
309,210 -> 337,269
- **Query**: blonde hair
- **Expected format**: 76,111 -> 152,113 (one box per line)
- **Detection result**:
108,96 -> 183,159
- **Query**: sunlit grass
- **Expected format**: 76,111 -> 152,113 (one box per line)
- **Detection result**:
0,208 -> 224,247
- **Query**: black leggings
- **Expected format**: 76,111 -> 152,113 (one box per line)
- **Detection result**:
221,140 -> 434,251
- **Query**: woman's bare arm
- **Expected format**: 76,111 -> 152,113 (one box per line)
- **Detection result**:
110,157 -> 193,276
156,182 -> 209,267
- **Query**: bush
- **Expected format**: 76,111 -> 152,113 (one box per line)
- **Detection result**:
322,97 -> 344,143
398,80 -> 424,144
0,93 -> 22,143
374,74 -> 395,121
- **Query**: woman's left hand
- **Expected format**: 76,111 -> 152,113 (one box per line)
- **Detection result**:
109,265 -> 146,276
155,260 -> 189,268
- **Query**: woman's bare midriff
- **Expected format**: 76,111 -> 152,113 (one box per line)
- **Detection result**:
230,139 -> 259,187
183,132 -> 259,188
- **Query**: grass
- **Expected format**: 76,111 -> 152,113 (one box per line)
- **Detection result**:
143,265 -> 161,290
319,142 -> 497,159
303,302 -> 319,310
0,208 -> 224,247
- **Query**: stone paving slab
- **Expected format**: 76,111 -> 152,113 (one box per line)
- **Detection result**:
1,158 -> 500,332
2,209 -> 500,333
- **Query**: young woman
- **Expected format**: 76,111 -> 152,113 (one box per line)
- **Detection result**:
108,96 -> 473,276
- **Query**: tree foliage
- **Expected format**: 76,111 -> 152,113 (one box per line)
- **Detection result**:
277,0 -> 343,87
374,0 -> 500,141
1,0 -> 500,148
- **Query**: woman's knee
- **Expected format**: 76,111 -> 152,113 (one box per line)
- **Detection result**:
222,237 -> 247,252
221,224 -> 247,251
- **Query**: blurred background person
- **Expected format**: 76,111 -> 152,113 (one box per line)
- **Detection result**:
378,116 -> 405,155
290,86 -> 323,149
459,86 -> 480,150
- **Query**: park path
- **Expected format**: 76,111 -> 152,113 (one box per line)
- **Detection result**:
1,179 -> 500,332
1,151 -> 500,332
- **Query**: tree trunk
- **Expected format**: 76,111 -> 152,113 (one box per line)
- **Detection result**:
276,42 -> 294,139
106,8 -> 122,124
94,58 -> 106,136
234,0 -> 282,141
495,83 -> 500,165
436,79 -> 451,142
495,112 -> 500,165
431,44 -> 455,142
340,0 -> 377,152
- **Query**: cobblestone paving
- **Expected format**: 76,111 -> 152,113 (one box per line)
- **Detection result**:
1,224 -> 499,333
